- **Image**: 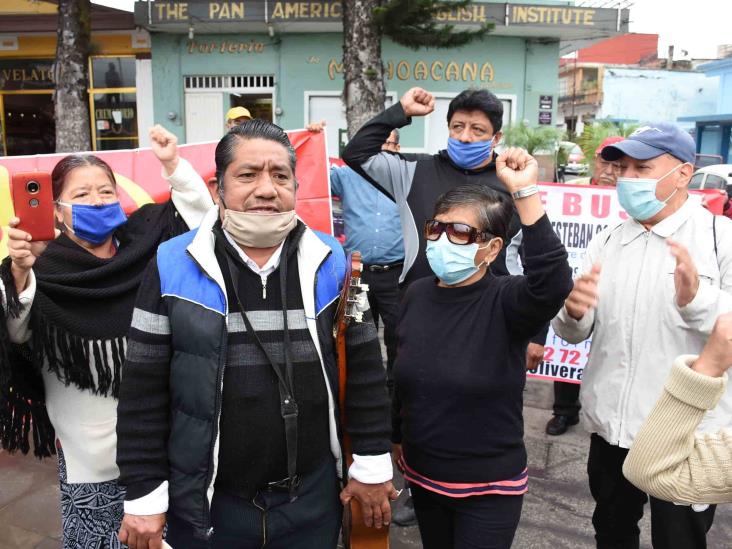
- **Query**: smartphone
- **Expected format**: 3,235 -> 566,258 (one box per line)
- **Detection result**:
10,172 -> 55,241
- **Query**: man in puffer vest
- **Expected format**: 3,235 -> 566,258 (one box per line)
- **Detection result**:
115,120 -> 396,549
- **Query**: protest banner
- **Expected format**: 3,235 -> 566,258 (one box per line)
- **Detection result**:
0,129 -> 331,258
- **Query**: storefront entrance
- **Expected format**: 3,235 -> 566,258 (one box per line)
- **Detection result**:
184,74 -> 274,143
1,92 -> 55,156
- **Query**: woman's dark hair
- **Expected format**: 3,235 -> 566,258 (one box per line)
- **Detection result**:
51,154 -> 117,200
433,184 -> 512,242
447,89 -> 504,134
214,119 -> 297,191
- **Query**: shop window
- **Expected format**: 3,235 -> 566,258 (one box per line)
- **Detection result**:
91,57 -> 136,89
92,92 -> 138,150
88,56 -> 138,151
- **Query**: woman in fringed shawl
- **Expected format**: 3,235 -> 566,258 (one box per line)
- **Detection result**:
0,126 -> 213,549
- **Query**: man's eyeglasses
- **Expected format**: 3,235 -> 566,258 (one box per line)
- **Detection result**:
424,220 -> 492,245
384,141 -> 399,146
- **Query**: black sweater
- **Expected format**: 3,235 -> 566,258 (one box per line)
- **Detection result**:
392,214 -> 572,483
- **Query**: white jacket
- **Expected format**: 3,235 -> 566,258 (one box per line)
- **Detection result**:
552,198 -> 732,448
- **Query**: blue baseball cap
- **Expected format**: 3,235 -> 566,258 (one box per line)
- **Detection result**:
600,123 -> 696,164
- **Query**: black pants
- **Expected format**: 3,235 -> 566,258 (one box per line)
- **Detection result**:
166,460 -> 341,549
588,433 -> 716,549
411,484 -> 523,549
553,380 -> 580,417
362,265 -> 401,394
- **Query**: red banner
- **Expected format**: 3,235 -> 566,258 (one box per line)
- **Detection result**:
0,130 -> 332,258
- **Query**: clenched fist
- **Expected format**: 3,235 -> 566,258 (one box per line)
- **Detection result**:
149,125 -> 179,176
399,87 -> 435,118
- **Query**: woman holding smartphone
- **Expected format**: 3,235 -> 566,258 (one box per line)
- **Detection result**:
391,148 -> 573,549
0,127 -> 212,549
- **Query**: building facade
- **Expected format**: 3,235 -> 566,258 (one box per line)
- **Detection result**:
558,34 -> 719,135
0,0 -> 152,156
679,56 -> 732,163
135,0 -> 629,157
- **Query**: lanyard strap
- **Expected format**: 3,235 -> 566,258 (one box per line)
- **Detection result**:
223,240 -> 299,500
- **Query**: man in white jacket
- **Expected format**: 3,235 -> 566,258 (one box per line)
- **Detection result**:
552,123 -> 732,549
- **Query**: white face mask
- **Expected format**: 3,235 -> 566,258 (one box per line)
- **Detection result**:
222,209 -> 297,248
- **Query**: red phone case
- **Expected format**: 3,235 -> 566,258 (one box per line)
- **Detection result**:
11,172 -> 56,241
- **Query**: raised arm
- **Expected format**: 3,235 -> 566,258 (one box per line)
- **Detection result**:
149,125 -> 214,229
495,148 -> 573,338
342,88 -> 433,203
623,313 -> 732,504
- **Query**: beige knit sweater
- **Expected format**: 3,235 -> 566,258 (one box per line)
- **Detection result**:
623,355 -> 732,504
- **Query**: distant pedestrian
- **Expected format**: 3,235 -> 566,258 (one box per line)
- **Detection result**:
569,136 -> 623,186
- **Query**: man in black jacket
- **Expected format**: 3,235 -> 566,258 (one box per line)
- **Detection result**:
116,120 -> 395,549
343,88 -> 547,368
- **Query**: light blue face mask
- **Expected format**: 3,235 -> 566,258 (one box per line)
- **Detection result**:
446,137 -> 494,170
426,233 -> 490,285
616,163 -> 686,221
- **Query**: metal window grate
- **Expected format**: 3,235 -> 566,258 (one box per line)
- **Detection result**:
184,75 -> 275,90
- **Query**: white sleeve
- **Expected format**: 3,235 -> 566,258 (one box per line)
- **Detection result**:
348,453 -> 393,484
123,481 -> 169,516
6,269 -> 36,344
164,158 -> 214,229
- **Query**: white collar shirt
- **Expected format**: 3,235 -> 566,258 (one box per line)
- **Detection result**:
223,229 -> 284,278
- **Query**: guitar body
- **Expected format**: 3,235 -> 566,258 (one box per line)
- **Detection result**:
335,251 -> 390,549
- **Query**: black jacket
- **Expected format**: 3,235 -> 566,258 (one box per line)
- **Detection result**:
116,210 -> 391,540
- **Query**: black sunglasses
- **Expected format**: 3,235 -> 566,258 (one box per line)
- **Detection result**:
424,219 -> 492,245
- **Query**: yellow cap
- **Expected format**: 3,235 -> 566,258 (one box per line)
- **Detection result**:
225,106 -> 252,122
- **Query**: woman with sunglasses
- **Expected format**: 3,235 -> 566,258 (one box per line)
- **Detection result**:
0,127 -> 212,548
391,148 -> 573,549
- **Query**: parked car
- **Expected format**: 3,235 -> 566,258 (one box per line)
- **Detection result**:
559,141 -> 588,175
690,164 -> 732,195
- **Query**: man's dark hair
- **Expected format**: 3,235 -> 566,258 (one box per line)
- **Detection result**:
392,129 -> 400,144
214,119 -> 297,190
447,89 -> 504,134
433,184 -> 512,242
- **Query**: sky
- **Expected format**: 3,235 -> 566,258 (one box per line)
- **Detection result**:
93,0 -> 732,60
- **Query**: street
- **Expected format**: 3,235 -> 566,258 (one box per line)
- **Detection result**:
1,378 -> 730,548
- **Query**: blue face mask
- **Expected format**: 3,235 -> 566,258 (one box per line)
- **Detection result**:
446,137 -> 494,170
57,201 -> 127,244
426,233 -> 490,285
616,163 -> 685,221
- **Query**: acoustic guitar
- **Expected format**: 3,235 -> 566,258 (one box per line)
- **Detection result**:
334,250 -> 390,549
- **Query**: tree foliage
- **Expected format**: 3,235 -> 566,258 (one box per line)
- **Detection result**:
502,124 -> 564,156
373,0 -> 493,50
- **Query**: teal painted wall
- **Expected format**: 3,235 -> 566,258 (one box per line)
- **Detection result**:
150,32 -> 559,147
